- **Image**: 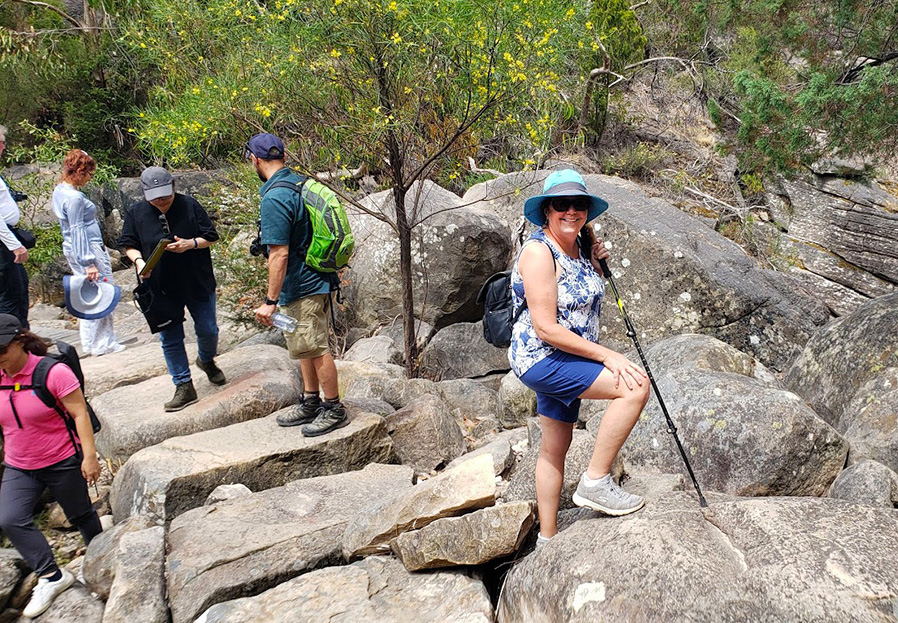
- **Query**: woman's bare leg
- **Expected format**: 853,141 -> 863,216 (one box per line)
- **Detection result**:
579,367 -> 650,478
534,416 -> 574,538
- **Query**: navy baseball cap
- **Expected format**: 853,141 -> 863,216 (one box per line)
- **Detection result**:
246,133 -> 286,160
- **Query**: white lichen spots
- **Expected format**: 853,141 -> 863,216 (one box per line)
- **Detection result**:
444,223 -> 458,234
613,270 -> 622,279
604,241 -> 614,250
679,292 -> 692,303
641,332 -> 647,338
631,292 -> 641,301
672,306 -> 681,314
601,325 -> 608,332
650,230 -> 657,236
621,258 -> 631,268
749,335 -> 760,345
593,223 -> 602,232
807,433 -> 815,441
572,582 -> 607,612
713,387 -> 723,396
674,251 -> 684,259
651,437 -> 661,449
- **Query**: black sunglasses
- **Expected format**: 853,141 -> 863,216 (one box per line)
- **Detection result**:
159,213 -> 172,238
550,197 -> 590,212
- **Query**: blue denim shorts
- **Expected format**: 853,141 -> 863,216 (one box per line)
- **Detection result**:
518,350 -> 605,423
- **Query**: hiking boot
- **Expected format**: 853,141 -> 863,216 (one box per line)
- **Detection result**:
276,395 -> 321,427
301,402 -> 349,437
195,357 -> 227,385
164,381 -> 198,412
23,569 -> 75,618
572,473 -> 645,516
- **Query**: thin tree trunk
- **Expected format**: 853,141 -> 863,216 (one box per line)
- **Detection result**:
393,186 -> 418,377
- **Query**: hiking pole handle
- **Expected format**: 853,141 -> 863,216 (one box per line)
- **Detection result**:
597,258 -> 709,508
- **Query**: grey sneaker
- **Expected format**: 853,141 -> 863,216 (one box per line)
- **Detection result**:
572,473 -> 645,516
195,357 -> 226,385
164,381 -> 198,412
301,402 -> 349,437
277,395 -> 321,427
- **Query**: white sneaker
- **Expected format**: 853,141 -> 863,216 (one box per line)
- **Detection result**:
22,569 -> 74,618
572,473 -> 645,516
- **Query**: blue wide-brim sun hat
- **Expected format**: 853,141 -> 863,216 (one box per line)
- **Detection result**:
523,169 -> 609,226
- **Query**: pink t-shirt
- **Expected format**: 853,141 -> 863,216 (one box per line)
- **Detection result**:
0,353 -> 82,470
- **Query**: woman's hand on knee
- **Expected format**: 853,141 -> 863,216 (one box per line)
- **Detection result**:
602,352 -> 647,390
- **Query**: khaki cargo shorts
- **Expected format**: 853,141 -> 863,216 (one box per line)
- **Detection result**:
280,294 -> 330,359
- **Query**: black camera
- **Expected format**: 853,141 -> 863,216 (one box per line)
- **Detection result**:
9,189 -> 28,203
249,219 -> 269,258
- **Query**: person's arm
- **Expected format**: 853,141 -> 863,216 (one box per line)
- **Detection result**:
118,206 -> 148,274
58,388 -> 101,484
0,182 -> 27,262
254,244 -> 288,325
520,242 -> 645,389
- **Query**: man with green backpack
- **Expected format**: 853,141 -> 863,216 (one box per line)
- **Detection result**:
249,133 -> 354,437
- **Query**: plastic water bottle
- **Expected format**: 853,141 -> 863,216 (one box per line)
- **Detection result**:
271,312 -> 298,334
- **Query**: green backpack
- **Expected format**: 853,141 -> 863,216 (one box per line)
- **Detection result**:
267,174 -> 355,272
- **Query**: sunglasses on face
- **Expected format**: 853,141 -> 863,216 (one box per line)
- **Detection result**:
550,197 -> 590,212
0,341 -> 13,355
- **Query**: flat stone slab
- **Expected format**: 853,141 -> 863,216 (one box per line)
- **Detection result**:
81,341 -> 197,397
93,345 -> 301,463
110,407 -> 394,524
166,463 -> 415,623
195,556 -> 493,623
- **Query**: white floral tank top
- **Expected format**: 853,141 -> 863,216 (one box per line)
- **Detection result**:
508,229 -> 605,376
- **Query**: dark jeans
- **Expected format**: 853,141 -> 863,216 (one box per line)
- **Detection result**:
0,455 -> 101,576
0,246 -> 29,328
158,292 -> 219,385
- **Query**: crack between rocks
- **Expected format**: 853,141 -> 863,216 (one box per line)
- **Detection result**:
700,510 -> 749,573
699,299 -> 769,331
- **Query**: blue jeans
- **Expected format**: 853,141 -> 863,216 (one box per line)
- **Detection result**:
158,292 -> 219,386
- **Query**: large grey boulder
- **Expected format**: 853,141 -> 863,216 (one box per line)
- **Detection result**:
465,171 -> 830,371
166,464 -> 414,623
0,550 -> 26,611
768,175 -> 898,285
335,360 -> 406,402
607,367 -> 847,496
498,371 -> 537,429
342,454 -> 497,559
81,341 -> 197,397
110,407 -> 393,524
391,501 -> 536,571
15,584 -> 103,623
344,180 -> 511,329
828,460 -> 898,508
419,321 -> 511,380
82,516 -> 155,601
446,428 -> 527,477
784,291 -> 898,427
498,495 -> 898,622
839,367 -> 898,472
195,556 -> 493,623
94,345 -> 301,462
102,527 -> 167,623
385,394 -> 466,472
343,335 -> 404,365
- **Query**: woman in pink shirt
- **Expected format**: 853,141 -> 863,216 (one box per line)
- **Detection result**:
0,314 -> 102,618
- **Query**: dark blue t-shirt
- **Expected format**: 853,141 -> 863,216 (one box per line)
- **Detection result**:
259,168 -> 332,304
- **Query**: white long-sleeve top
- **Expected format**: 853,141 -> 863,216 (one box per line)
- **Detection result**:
0,176 -> 22,252
51,182 -> 104,267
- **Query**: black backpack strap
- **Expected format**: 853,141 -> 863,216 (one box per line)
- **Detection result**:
31,357 -> 83,457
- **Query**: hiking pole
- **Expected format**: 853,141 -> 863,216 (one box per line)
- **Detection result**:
598,257 -> 708,508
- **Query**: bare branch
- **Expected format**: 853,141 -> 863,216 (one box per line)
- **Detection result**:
7,0 -> 82,28
629,0 -> 650,10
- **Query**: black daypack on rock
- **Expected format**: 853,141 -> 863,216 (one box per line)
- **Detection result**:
0,341 -> 101,455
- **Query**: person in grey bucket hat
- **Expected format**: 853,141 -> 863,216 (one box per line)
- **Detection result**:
119,167 -> 227,411
509,169 -> 651,548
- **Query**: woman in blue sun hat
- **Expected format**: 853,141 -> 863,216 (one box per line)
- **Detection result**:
510,169 -> 650,546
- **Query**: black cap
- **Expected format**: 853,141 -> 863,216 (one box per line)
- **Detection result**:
0,314 -> 23,347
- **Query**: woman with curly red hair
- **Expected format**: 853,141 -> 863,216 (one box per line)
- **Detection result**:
51,150 -> 124,355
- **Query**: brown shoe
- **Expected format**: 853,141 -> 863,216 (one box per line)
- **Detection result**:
164,381 -> 198,412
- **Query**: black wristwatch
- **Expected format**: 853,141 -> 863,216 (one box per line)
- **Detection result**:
264,297 -> 279,306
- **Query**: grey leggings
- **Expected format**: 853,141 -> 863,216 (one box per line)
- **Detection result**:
0,454 -> 102,577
